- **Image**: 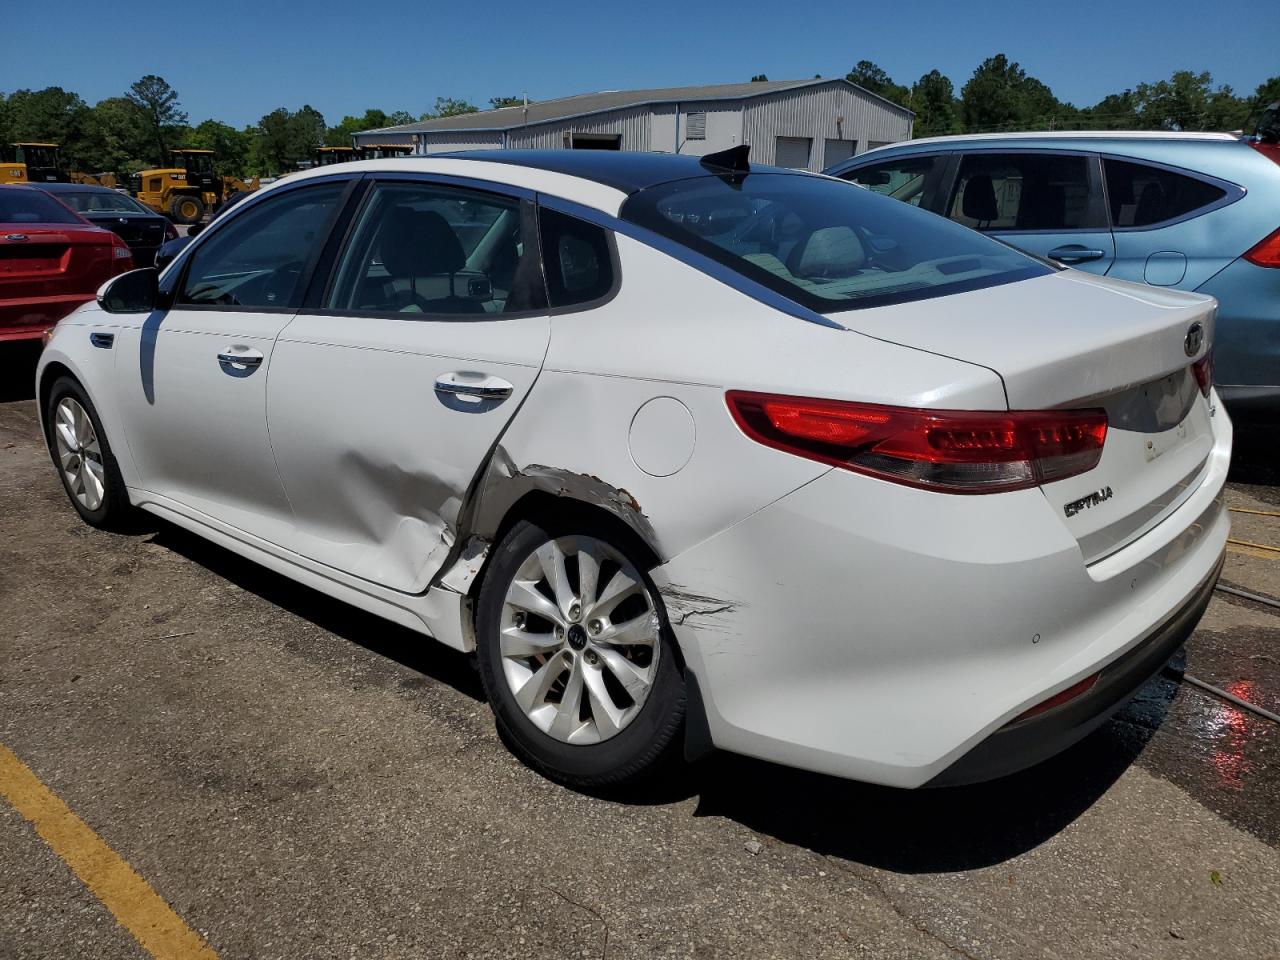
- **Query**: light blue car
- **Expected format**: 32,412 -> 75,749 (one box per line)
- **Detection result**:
826,133 -> 1280,413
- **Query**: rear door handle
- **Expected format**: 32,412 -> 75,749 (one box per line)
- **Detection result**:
434,371 -> 514,401
217,348 -> 264,370
1047,245 -> 1106,264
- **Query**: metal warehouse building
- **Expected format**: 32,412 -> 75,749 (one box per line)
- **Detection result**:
354,78 -> 913,172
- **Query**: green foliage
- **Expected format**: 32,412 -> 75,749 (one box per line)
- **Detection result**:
126,75 -> 187,164
910,70 -> 959,137
847,60 -> 910,108
489,96 -> 525,109
750,74 -> 768,83
248,105 -> 327,176
422,97 -> 479,120
187,120 -> 252,177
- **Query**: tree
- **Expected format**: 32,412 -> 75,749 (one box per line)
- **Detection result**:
847,60 -> 910,108
1,87 -> 92,166
910,70 -> 958,137
126,75 -> 187,164
422,96 -> 478,120
79,97 -> 151,174
489,96 -> 524,109
750,74 -> 768,83
959,54 -> 1070,132
187,119 -> 251,177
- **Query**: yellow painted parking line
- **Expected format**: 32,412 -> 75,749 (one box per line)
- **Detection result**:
0,743 -> 218,960
1228,537 -> 1280,555
1227,542 -> 1280,561
1228,507 -> 1280,519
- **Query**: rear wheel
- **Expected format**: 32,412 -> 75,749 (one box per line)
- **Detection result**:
475,518 -> 685,789
168,194 -> 204,224
44,377 -> 131,528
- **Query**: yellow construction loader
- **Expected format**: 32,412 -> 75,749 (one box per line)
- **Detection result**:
1,142 -> 117,188
130,149 -> 258,224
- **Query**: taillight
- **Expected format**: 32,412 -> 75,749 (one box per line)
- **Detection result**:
1244,226 -> 1280,268
1192,351 -> 1213,398
1011,673 -> 1099,724
164,221 -> 178,241
726,391 -> 1108,494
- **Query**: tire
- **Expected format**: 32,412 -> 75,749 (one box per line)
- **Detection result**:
475,516 -> 685,789
168,194 -> 204,225
44,376 -> 132,529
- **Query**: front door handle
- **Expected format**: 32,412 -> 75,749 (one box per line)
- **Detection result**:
217,348 -> 264,371
434,371 -> 514,402
1047,245 -> 1106,264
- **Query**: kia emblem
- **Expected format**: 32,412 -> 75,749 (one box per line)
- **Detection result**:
1184,322 -> 1204,357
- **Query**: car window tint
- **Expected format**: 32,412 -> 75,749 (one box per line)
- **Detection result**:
325,182 -> 545,317
176,182 -> 345,309
948,154 -> 1103,231
539,208 -> 615,309
621,172 -> 1049,314
842,156 -> 938,208
0,189 -> 81,225
1103,159 -> 1227,228
59,191 -> 151,215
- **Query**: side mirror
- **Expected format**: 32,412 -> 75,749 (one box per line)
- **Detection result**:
186,221 -> 205,238
155,235 -> 191,270
97,268 -> 159,313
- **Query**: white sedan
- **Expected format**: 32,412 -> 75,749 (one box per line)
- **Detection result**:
37,147 -> 1231,789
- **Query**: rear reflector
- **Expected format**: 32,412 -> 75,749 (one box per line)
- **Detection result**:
1192,352 -> 1213,398
726,392 -> 1108,494
1011,673 -> 1100,724
1244,226 -> 1280,268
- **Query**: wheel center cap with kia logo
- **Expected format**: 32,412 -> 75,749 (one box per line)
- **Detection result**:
1184,321 -> 1204,357
567,624 -> 588,650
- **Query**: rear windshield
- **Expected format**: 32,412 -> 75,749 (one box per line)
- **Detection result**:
620,172 -> 1050,313
0,188 -> 81,225
57,191 -> 151,215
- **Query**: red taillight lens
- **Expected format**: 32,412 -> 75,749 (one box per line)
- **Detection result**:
1244,226 -> 1280,268
164,220 -> 178,241
726,392 -> 1108,494
1192,351 -> 1213,398
1011,673 -> 1100,724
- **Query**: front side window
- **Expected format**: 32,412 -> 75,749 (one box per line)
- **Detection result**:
621,172 -> 1049,314
842,155 -> 942,208
58,191 -> 152,215
176,182 -> 346,309
948,153 -> 1104,232
325,181 -> 545,317
1103,159 -> 1227,228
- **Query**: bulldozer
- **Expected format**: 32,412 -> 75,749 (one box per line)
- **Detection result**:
130,148 -> 258,224
1,143 -> 66,183
1,142 -> 117,187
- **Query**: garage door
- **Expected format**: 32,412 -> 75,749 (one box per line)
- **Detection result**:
823,139 -> 856,169
774,137 -> 812,170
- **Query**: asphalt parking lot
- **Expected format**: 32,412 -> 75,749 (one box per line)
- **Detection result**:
2,343 -> 1279,960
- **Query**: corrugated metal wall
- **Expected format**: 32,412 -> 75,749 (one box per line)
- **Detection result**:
743,82 -> 912,171
505,106 -> 653,150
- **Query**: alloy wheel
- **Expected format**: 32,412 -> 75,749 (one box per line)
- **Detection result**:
52,397 -> 106,511
499,535 -> 661,744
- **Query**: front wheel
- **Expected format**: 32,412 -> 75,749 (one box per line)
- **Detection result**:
475,518 -> 685,789
44,377 -> 131,528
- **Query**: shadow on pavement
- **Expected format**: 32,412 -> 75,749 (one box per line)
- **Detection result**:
147,522 -> 486,704
1228,419 -> 1280,489
689,670 -> 1179,872
0,342 -> 41,402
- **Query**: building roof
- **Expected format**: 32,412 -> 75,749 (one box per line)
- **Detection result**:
359,78 -> 913,137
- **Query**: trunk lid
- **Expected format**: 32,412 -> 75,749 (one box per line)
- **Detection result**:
0,223 -> 117,302
838,270 -> 1219,563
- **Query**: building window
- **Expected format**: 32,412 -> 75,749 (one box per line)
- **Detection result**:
685,112 -> 707,140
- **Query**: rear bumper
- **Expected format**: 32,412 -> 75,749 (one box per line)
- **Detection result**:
927,550 -> 1222,786
661,410 -> 1232,788
0,294 -> 94,341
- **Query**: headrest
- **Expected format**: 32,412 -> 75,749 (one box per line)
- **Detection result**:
961,173 -> 998,222
379,208 -> 466,278
788,226 -> 866,278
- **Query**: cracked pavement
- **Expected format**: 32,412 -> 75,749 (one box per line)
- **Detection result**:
2,346 -> 1279,959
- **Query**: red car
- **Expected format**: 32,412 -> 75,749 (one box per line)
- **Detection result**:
1,184 -> 134,342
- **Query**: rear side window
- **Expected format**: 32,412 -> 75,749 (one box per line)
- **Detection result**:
841,156 -> 942,209
0,188 -> 81,225
325,181 -> 545,317
1103,159 -> 1227,228
177,182 -> 345,309
621,172 -> 1049,314
539,207 -> 615,309
948,154 -> 1104,231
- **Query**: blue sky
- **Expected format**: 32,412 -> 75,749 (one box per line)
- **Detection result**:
4,0 -> 1276,127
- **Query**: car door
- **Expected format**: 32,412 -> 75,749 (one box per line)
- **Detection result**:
266,176 -> 552,593
114,178 -> 352,541
944,151 -> 1116,275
